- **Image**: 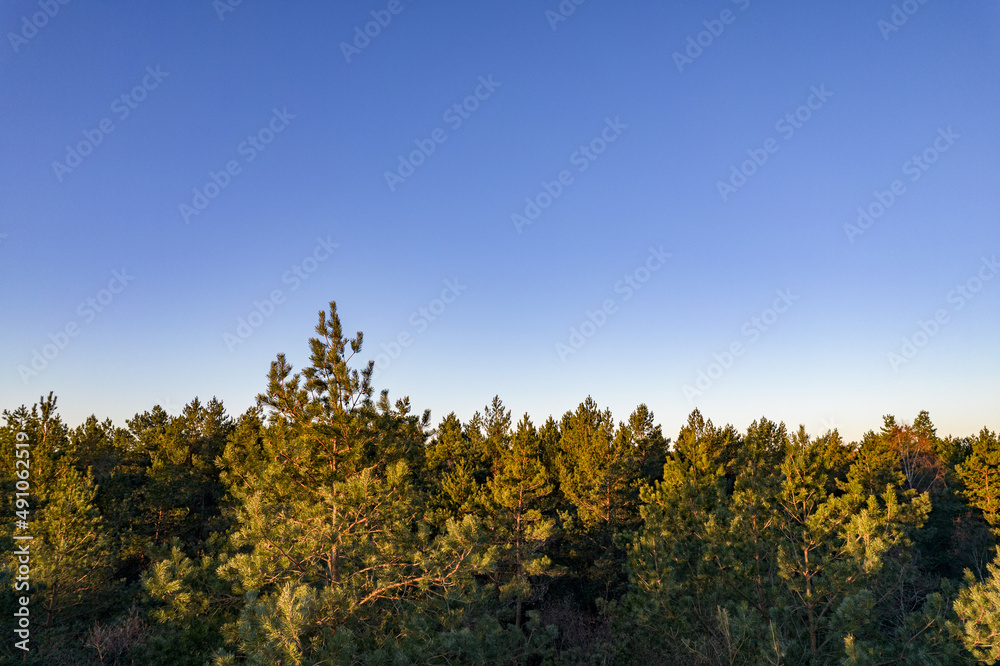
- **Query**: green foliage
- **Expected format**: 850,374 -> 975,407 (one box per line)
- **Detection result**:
954,549 -> 1000,664
130,397 -> 234,549
486,414 -> 560,627
554,398 -> 651,603
957,428 -> 1000,534
3,308 -> 996,664
623,411 -> 741,661
140,537 -> 237,665
426,411 -> 490,526
31,467 -> 115,625
213,303 -> 516,662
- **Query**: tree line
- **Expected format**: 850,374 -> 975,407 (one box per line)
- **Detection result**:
3,301 -> 1000,665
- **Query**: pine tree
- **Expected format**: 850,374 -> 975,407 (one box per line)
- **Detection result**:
848,421 -> 906,498
624,410 -> 738,661
130,397 -> 234,549
214,302 -> 493,661
954,547 -> 1000,664
624,403 -> 670,484
486,414 -> 559,627
0,396 -> 118,663
555,397 -> 645,602
141,536 -> 239,666
0,392 -> 72,498
479,395 -> 512,467
709,418 -> 786,624
774,428 -> 841,662
820,454 -> 934,663
425,410 -> 492,527
32,468 -> 113,624
956,428 -> 1000,535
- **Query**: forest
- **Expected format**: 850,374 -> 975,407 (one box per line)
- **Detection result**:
3,301 -> 1000,665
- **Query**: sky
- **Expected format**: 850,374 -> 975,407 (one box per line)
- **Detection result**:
1,1 -> 998,444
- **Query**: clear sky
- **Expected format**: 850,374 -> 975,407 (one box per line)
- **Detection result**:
2,1 -> 998,443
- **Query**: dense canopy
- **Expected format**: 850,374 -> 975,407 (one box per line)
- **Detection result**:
3,302 -> 999,664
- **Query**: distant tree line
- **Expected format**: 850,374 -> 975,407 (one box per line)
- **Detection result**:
3,301 -> 1000,664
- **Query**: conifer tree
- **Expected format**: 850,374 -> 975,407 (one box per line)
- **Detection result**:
624,410 -> 739,660
957,428 -> 1000,535
28,467 -> 117,662
426,412 -> 487,526
819,450 -> 934,663
555,397 -> 645,601
486,414 -> 559,627
0,393 -> 71,497
954,547 -> 1000,664
848,421 -> 906,497
214,302 -> 492,661
708,418 -> 786,624
774,428 -> 839,661
425,403 -> 504,528
624,403 -> 670,484
131,397 -> 234,548
478,395 -> 512,467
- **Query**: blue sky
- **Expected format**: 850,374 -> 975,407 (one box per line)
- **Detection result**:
2,0 -> 998,443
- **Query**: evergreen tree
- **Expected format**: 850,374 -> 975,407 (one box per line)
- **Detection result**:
479,395 -> 513,467
24,467 -> 118,663
555,397 -> 644,602
33,468 -> 114,626
620,403 -> 670,486
708,418 -> 786,626
426,412 -> 488,527
624,410 -> 737,662
954,547 -> 1000,664
213,302 -> 495,661
0,392 -> 71,497
1,395 -> 121,663
847,421 -> 905,498
486,414 -> 559,628
957,428 -> 1000,534
130,397 -> 234,549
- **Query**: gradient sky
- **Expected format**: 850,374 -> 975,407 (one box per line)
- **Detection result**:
2,1 -> 998,443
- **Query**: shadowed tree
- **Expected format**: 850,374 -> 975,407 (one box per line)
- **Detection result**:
555,397 -> 648,602
957,428 -> 1000,535
129,398 -> 234,549
954,547 -> 1000,664
624,410 -> 742,662
486,414 -> 560,628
